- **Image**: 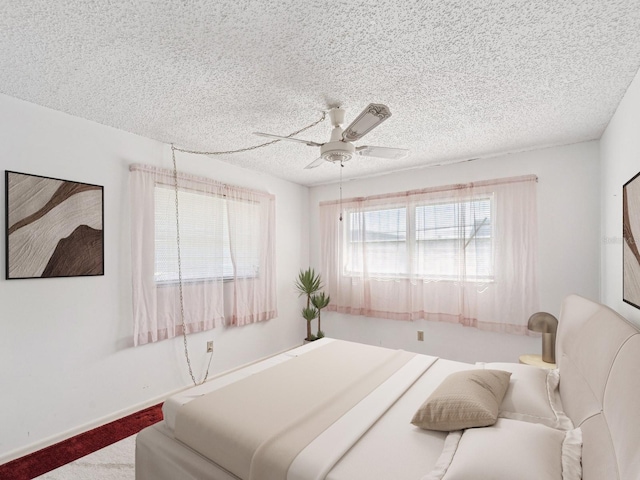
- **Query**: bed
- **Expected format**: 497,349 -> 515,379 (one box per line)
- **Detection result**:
136,295 -> 640,480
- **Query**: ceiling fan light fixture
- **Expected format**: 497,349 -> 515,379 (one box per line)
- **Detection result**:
321,141 -> 355,164
322,150 -> 353,163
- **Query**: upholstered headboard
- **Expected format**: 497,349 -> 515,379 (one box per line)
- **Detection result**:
556,295 -> 640,480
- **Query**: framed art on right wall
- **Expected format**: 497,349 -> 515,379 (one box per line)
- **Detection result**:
623,170 -> 640,309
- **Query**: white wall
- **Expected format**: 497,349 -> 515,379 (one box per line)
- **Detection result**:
600,67 -> 640,327
309,141 -> 601,363
0,94 -> 309,461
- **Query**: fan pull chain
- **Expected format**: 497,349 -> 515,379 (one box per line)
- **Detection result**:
172,145 -> 213,387
339,160 -> 344,222
172,111 -> 325,156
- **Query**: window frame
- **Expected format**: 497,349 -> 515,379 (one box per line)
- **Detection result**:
342,194 -> 495,282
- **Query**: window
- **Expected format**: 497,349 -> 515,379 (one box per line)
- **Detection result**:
130,164 -> 277,345
154,186 -> 260,283
415,197 -> 493,280
320,175 -> 538,334
345,197 -> 493,280
347,207 -> 407,276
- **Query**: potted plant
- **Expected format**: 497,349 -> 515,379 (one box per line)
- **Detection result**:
295,267 -> 327,342
311,291 -> 330,338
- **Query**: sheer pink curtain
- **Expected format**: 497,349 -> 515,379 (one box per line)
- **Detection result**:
225,185 -> 277,326
320,175 -> 538,334
130,164 -> 277,345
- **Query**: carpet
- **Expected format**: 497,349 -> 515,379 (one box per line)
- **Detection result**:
0,403 -> 163,480
36,435 -> 136,480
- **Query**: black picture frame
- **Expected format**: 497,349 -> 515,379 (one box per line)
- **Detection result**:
623,169 -> 640,309
5,171 -> 104,279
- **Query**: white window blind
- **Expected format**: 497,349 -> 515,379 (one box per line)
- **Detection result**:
345,198 -> 493,280
414,197 -> 493,280
347,207 -> 407,276
154,186 -> 260,283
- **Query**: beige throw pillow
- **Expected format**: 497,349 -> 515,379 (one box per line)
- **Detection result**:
411,369 -> 512,431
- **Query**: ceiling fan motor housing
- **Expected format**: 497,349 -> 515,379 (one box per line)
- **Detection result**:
329,107 -> 346,127
321,140 -> 355,163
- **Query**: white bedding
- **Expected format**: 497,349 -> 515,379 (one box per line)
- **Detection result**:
175,340 -> 419,480
325,358 -> 474,480
287,354 -> 437,480
137,340 -> 474,480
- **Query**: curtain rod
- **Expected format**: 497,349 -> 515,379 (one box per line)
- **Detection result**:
319,174 -> 538,206
129,163 -> 274,199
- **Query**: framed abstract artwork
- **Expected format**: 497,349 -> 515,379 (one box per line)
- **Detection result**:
5,171 -> 104,279
623,170 -> 640,309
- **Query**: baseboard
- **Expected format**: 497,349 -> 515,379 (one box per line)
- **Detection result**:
0,392 -> 169,465
0,343 -> 297,465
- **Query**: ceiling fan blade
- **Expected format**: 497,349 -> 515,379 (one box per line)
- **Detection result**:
253,132 -> 322,147
356,145 -> 409,160
342,104 -> 392,142
304,157 -> 326,169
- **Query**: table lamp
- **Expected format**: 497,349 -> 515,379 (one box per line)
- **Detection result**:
527,312 -> 558,364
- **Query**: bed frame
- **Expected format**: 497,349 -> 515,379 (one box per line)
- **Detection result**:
556,295 -> 640,479
136,295 -> 640,479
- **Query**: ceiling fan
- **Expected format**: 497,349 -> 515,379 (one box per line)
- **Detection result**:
254,104 -> 409,169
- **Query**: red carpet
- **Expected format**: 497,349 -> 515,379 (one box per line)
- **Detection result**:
0,403 -> 163,480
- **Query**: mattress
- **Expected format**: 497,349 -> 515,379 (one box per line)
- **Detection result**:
137,339 -> 475,480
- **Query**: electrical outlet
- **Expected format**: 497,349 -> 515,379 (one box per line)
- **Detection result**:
207,341 -> 214,353
417,330 -> 424,341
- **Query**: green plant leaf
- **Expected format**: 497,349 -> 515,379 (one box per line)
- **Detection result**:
295,268 -> 322,298
311,291 -> 330,310
301,306 -> 318,321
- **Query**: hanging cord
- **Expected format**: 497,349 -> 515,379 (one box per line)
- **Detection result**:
172,145 -> 213,386
172,111 -> 326,155
169,112 -> 325,386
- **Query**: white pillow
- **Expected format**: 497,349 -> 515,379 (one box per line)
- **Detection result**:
422,419 -> 582,480
478,362 -> 573,430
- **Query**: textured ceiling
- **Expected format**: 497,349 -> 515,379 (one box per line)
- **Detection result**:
1,1 -> 639,186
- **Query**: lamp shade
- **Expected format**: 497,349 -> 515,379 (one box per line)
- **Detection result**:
527,312 -> 558,364
527,312 -> 558,333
